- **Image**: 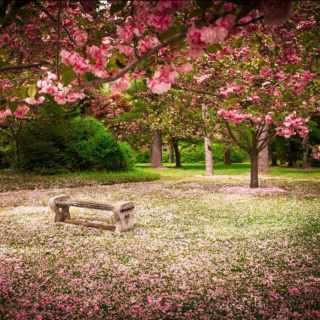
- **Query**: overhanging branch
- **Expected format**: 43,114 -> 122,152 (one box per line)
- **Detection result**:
0,62 -> 51,73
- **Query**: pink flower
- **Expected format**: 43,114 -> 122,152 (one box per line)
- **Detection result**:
147,78 -> 171,94
138,36 -> 160,55
187,48 -> 203,60
14,105 -> 30,118
54,91 -> 67,104
25,96 -> 45,105
215,14 -> 236,30
289,288 -> 300,295
179,62 -> 193,74
110,76 -> 130,92
147,12 -> 173,32
118,44 -> 134,57
0,108 -> 12,118
73,28 -> 88,46
117,26 -> 133,42
0,33 -> 10,45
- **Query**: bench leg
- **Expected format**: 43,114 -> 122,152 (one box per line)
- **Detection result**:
113,204 -> 135,234
49,195 -> 71,222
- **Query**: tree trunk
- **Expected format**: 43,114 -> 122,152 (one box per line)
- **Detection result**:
150,130 -> 164,168
250,153 -> 259,188
224,147 -> 231,165
270,143 -> 278,166
169,142 -> 174,163
173,139 -> 181,168
258,124 -> 270,172
202,104 -> 213,175
13,137 -> 19,169
204,137 -> 214,175
302,135 -> 309,169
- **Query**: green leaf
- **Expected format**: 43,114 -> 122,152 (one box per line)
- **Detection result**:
82,72 -> 98,82
107,57 -> 120,71
61,69 -> 76,86
20,86 -> 27,99
160,26 -> 181,41
308,120 -> 317,127
206,43 -> 222,54
7,88 -> 21,98
28,86 -> 38,98
299,109 -> 308,118
8,101 -> 19,114
110,1 -> 128,15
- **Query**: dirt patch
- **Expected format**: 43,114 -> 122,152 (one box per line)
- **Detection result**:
220,186 -> 287,195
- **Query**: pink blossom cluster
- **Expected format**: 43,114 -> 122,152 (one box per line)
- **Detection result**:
73,28 -> 88,46
0,105 -> 30,119
313,146 -> 320,160
110,74 -> 131,93
276,112 -> 309,138
147,65 -> 179,94
60,49 -> 90,74
217,108 -> 250,123
25,96 -> 45,105
37,73 -> 84,104
138,36 -> 160,55
219,83 -> 245,96
186,15 -> 235,59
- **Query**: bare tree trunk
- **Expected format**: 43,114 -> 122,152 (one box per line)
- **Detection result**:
258,124 -> 270,172
13,137 -> 19,169
204,137 -> 214,175
250,152 -> 259,188
202,104 -> 213,175
302,135 -> 309,169
169,142 -> 174,163
270,143 -> 278,166
224,147 -> 231,165
173,139 -> 181,168
150,130 -> 164,168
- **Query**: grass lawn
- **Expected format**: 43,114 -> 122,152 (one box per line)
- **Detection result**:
0,165 -> 319,319
0,169 -> 160,192
136,162 -> 320,180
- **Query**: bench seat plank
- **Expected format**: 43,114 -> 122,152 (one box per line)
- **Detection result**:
55,200 -> 114,211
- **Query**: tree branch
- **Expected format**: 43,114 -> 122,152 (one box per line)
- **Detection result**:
235,122 -> 253,149
34,0 -> 77,45
258,132 -> 277,152
225,120 -> 251,153
71,33 -> 186,91
0,62 -> 50,73
234,16 -> 264,27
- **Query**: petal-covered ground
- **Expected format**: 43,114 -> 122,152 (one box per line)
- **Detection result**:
0,177 -> 319,319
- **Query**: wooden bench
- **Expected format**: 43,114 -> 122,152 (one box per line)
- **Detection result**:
49,195 -> 135,234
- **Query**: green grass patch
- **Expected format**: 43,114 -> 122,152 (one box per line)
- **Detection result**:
136,162 -> 320,180
0,169 -> 160,192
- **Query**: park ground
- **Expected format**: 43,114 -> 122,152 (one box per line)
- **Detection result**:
0,164 -> 319,319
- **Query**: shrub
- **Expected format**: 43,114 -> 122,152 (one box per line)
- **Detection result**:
118,142 -> 136,171
17,116 -> 135,173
